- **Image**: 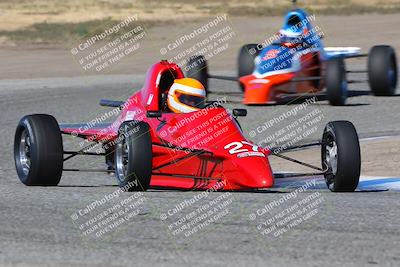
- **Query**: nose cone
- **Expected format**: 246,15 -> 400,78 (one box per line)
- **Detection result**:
240,73 -> 295,105
243,83 -> 273,104
223,156 -> 274,190
240,75 -> 272,104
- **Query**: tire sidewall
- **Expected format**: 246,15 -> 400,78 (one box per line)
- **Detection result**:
321,123 -> 336,190
14,114 -> 63,186
14,117 -> 38,185
322,121 -> 360,192
115,121 -> 152,191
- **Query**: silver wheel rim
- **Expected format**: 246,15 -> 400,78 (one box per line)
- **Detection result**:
325,140 -> 338,176
18,129 -> 31,175
115,130 -> 129,182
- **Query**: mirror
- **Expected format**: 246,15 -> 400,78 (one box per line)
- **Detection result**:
233,109 -> 247,117
146,110 -> 162,118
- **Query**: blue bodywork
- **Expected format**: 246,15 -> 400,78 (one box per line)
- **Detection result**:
255,8 -> 359,76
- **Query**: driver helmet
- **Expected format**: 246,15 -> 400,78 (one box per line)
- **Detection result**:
167,78 -> 206,113
279,14 -> 308,46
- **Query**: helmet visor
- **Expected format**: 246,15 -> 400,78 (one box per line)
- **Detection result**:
177,93 -> 205,109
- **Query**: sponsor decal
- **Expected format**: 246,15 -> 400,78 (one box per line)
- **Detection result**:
262,49 -> 279,60
147,94 -> 154,105
237,151 -> 265,158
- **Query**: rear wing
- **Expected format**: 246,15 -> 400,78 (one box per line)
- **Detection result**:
324,47 -> 364,59
99,99 -> 124,108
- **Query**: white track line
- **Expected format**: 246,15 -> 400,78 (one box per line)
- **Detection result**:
274,173 -> 400,191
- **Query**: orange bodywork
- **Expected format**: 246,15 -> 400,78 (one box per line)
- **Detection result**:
240,73 -> 295,104
240,52 -> 323,105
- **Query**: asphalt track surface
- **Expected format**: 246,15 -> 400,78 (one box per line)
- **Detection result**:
0,62 -> 400,267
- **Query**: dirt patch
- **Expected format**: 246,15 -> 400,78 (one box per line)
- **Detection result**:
0,14 -> 399,79
0,0 -> 399,44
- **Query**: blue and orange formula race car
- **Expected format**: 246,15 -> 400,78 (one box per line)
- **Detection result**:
186,4 -> 398,106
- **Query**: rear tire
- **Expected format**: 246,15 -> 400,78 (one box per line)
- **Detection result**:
14,114 -> 63,186
326,58 -> 347,106
238,44 -> 260,92
186,55 -> 208,92
115,121 -> 152,191
321,121 -> 360,192
368,45 -> 398,96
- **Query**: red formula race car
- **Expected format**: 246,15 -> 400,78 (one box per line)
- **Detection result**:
14,61 -> 361,192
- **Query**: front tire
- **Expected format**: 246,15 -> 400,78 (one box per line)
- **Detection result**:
321,121 -> 361,192
115,121 -> 152,191
14,114 -> 63,186
368,45 -> 398,96
326,58 -> 347,106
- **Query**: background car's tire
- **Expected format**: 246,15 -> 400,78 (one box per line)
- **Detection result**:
368,45 -> 398,96
14,114 -> 63,186
238,44 -> 259,91
186,55 -> 208,92
238,44 -> 259,77
321,121 -> 361,192
115,121 -> 152,191
326,58 -> 347,106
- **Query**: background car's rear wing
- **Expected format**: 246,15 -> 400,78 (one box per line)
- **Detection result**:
324,47 -> 365,59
